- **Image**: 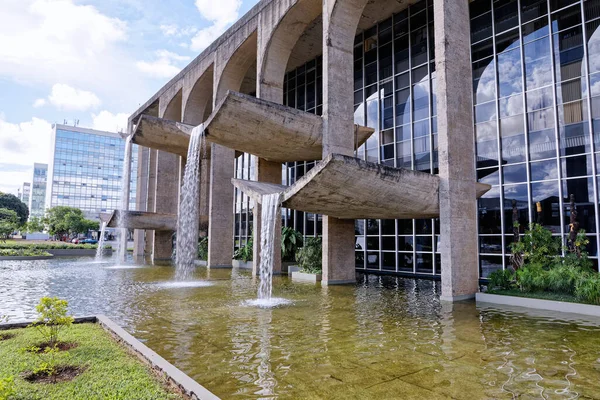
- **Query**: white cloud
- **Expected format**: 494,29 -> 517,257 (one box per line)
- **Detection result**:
33,98 -> 46,108
190,0 -> 242,51
160,24 -> 198,38
0,115 -> 52,193
160,24 -> 179,36
136,50 -> 190,79
91,110 -> 129,133
47,83 -> 101,111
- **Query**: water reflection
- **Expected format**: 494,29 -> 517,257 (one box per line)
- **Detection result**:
2,257 -> 600,398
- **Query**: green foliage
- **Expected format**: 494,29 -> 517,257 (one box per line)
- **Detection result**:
0,192 -> 28,226
197,237 -> 208,261
575,275 -> 600,305
25,216 -> 45,233
23,346 -> 70,384
281,226 -> 303,262
0,208 -> 19,240
0,249 -> 51,257
511,223 -> 561,267
296,237 -> 322,274
233,238 -> 253,261
0,324 -> 182,399
45,206 -> 97,236
0,375 -> 15,400
31,297 -> 74,348
488,269 -> 515,290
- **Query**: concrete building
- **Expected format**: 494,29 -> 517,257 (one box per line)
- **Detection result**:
123,0 -> 600,300
45,124 -> 138,222
18,182 -> 30,207
28,163 -> 48,219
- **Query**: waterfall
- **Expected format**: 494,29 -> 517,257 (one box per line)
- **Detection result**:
117,135 -> 133,261
257,193 -> 282,301
95,222 -> 107,260
175,124 -> 205,280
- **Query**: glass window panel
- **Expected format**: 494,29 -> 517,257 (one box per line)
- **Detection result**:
500,93 -> 524,117
476,120 -> 499,162
531,180 -> 561,228
554,27 -> 585,82
480,255 -> 503,278
396,140 -> 412,168
496,28 -> 521,53
551,4 -> 582,33
478,167 -> 500,185
562,154 -> 594,177
411,27 -> 428,66
379,43 -> 393,80
473,57 -> 496,104
472,38 -> 494,61
521,0 -> 549,23
495,0 -> 519,33
394,34 -> 410,73
472,12 -> 493,43
395,88 -> 411,125
524,38 -> 553,89
480,187 -> 503,232
480,236 -> 503,254
564,177 -> 596,233
497,48 -> 523,97
503,163 -> 528,183
503,183 -> 530,231
531,159 -> 559,180
476,101 -> 497,123
470,0 -> 492,19
527,86 -> 554,111
395,72 -> 409,89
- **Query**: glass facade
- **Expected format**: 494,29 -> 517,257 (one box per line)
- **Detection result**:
472,0 -> 600,277
29,163 -> 47,219
47,126 -> 138,221
234,0 -> 600,278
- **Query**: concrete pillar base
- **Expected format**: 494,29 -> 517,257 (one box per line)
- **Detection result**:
208,264 -> 233,269
440,294 -> 476,302
322,216 -> 356,285
322,279 -> 355,286
152,231 -> 174,261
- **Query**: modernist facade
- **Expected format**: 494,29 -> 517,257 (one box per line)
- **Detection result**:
45,124 -> 138,221
126,0 -> 600,300
18,182 -> 30,208
28,163 -> 48,219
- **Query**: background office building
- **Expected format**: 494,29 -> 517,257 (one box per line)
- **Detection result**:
45,124 -> 138,221
18,182 -> 30,207
28,163 -> 47,219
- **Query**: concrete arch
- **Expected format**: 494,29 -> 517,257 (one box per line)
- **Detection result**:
160,88 -> 183,121
258,0 -> 322,103
182,64 -> 214,125
215,31 -> 258,105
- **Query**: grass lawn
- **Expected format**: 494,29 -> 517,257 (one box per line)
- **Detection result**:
0,323 -> 183,399
487,288 -> 582,304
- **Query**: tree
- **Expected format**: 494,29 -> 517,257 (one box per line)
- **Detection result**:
0,192 -> 29,225
0,208 -> 19,240
26,216 -> 46,233
45,206 -> 97,236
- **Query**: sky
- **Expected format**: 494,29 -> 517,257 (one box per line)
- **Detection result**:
0,0 -> 260,195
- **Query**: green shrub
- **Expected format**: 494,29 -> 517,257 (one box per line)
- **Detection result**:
0,242 -> 105,250
197,237 -> 208,261
545,264 -> 584,294
0,249 -> 51,257
488,269 -> 515,290
516,265 -> 547,292
511,223 -> 561,268
233,238 -> 253,262
281,227 -> 303,262
575,275 -> 600,305
30,297 -> 74,348
0,375 -> 15,400
296,237 -> 322,274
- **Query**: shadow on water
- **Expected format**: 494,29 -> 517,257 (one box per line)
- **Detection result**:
1,257 -> 600,399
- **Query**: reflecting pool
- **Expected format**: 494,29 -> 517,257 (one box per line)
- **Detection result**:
1,256 -> 600,399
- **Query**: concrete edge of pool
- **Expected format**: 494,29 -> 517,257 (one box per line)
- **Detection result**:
0,315 -> 220,400
476,292 -> 600,318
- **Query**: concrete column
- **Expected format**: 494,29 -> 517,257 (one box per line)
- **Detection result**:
199,156 -> 211,236
133,146 -> 150,256
207,143 -> 235,267
144,149 -> 158,256
252,158 -> 282,276
152,149 -> 179,261
434,0 -> 479,301
320,0 -> 359,285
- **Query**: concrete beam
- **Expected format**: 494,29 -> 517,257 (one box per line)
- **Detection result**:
205,91 -> 374,162
104,210 -> 177,231
233,154 -> 491,220
132,115 -> 197,158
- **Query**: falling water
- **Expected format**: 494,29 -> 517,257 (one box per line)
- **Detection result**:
257,193 -> 282,301
117,135 -> 133,261
175,124 -> 205,280
95,222 -> 107,260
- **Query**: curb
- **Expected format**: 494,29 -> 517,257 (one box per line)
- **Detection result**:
476,292 -> 600,317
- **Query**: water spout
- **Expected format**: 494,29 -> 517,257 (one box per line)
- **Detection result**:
95,221 -> 107,260
117,135 -> 133,261
175,124 -> 205,280
257,192 -> 282,301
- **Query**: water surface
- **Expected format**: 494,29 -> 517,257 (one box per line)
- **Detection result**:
1,256 -> 600,399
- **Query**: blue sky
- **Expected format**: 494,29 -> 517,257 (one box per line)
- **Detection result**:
0,0 -> 260,194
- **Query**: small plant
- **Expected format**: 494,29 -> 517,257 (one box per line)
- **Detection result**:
281,227 -> 303,262
30,297 -> 74,349
511,223 -> 562,268
575,275 -> 600,305
197,237 -> 208,261
233,238 -> 253,262
0,375 -> 15,400
488,269 -> 515,290
296,237 -> 322,274
22,345 -> 73,384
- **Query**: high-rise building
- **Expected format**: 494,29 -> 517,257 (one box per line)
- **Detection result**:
28,163 -> 48,219
19,182 -> 31,206
45,124 -> 137,221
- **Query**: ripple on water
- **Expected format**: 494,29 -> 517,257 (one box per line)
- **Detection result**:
154,281 -> 213,289
242,298 -> 293,308
104,265 -> 145,270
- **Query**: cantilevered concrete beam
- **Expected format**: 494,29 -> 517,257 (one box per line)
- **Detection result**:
103,210 -> 177,231
132,115 -> 195,158
232,154 -> 491,220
